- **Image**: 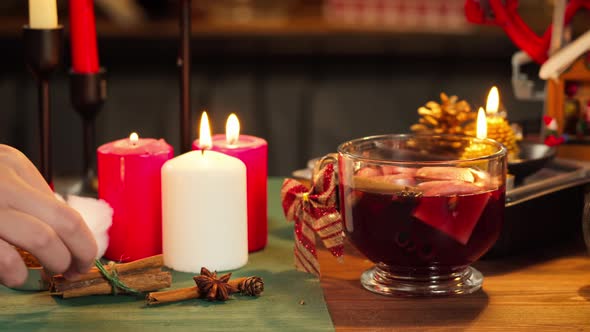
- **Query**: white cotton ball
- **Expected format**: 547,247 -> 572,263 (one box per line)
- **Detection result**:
66,195 -> 113,259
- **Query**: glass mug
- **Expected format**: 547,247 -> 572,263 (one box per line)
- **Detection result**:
315,134 -> 507,296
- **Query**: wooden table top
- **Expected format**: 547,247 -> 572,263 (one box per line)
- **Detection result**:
318,241 -> 590,331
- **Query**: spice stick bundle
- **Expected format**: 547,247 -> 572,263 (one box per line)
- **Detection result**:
51,255 -> 171,298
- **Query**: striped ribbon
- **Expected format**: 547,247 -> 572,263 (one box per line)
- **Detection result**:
281,163 -> 344,276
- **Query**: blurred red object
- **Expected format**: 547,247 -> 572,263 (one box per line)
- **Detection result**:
464,0 -> 590,64
543,115 -> 566,146
544,135 -> 565,147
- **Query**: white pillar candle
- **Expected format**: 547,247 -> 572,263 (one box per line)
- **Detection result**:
161,150 -> 248,272
28,0 -> 58,29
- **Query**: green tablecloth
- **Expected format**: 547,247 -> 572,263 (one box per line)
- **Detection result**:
0,178 -> 334,332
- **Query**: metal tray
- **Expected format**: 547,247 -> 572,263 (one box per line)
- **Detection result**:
489,159 -> 590,257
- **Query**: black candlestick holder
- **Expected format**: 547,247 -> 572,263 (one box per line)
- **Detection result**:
23,26 -> 63,185
69,69 -> 107,197
179,0 -> 191,153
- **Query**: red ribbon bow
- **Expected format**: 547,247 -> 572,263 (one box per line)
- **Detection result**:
281,163 -> 344,276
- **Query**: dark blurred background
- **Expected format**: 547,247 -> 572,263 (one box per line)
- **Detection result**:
0,0 -> 586,176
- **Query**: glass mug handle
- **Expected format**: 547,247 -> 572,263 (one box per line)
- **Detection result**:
312,153 -> 339,182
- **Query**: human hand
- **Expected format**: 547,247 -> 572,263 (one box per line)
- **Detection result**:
0,145 -> 97,287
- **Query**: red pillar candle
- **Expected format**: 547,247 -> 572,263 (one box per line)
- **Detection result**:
69,0 -> 99,73
192,114 -> 268,252
98,133 -> 173,261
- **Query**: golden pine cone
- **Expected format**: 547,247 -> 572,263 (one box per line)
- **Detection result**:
487,118 -> 520,160
411,93 -> 476,136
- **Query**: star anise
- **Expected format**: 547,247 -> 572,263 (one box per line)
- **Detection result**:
193,267 -> 238,301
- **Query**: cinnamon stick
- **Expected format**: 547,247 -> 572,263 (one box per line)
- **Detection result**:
146,286 -> 200,305
146,276 -> 264,305
54,271 -> 172,298
16,247 -> 41,268
50,255 -> 171,298
56,254 -> 165,283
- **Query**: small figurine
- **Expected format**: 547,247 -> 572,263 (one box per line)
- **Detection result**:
543,116 -> 566,147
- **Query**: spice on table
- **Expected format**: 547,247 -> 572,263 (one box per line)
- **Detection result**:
50,255 -> 171,298
194,267 -> 237,301
146,267 -> 264,305
232,276 -> 264,296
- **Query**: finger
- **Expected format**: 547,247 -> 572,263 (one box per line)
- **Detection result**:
0,208 -> 72,274
0,238 -> 27,288
62,266 -> 83,281
0,146 -> 53,196
1,174 -> 98,273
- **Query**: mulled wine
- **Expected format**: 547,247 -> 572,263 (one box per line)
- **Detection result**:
342,176 -> 505,275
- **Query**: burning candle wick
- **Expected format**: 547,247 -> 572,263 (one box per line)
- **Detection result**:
226,113 -> 240,147
198,111 -> 213,152
227,137 -> 238,146
486,86 -> 500,116
129,132 -> 139,147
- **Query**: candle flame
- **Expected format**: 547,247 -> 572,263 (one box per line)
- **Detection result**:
486,86 -> 499,115
226,113 -> 240,145
199,111 -> 212,150
129,132 -> 139,145
476,107 -> 487,140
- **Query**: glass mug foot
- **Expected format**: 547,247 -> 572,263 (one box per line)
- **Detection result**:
360,264 -> 483,297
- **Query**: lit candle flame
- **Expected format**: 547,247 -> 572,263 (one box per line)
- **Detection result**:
226,113 -> 240,146
129,132 -> 139,145
486,86 -> 499,115
199,112 -> 212,150
476,107 -> 487,140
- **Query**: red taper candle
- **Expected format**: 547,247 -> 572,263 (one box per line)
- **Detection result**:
69,0 -> 99,73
